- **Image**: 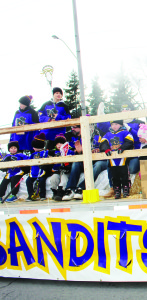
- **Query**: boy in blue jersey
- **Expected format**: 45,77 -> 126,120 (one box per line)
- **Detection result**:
100,120 -> 134,199
50,134 -> 75,201
10,95 -> 39,153
38,87 -> 71,141
0,141 -> 28,203
26,133 -> 50,201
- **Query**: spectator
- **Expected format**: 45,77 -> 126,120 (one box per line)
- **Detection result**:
62,125 -> 107,201
10,95 -> 39,153
100,120 -> 134,199
50,134 -> 75,201
38,87 -> 71,141
0,141 -> 28,203
26,133 -> 49,201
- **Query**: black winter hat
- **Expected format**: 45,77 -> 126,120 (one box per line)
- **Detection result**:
110,120 -> 123,126
54,134 -> 66,146
8,141 -> 19,151
19,95 -> 32,107
52,87 -> 63,95
31,133 -> 46,149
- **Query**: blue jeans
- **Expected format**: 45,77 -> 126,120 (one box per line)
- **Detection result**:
66,160 -> 107,191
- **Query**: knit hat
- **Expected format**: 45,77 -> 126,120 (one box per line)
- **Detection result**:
110,120 -> 123,126
8,141 -> 19,151
54,134 -> 66,146
19,95 -> 32,107
52,87 -> 63,95
31,133 -> 46,149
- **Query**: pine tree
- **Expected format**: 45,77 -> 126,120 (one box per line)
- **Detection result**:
106,68 -> 139,114
87,76 -> 105,116
64,70 -> 81,118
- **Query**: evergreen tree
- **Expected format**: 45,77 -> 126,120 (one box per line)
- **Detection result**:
87,76 -> 105,116
106,68 -> 139,114
64,70 -> 81,118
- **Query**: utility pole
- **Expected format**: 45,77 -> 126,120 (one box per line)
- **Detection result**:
72,0 -> 86,116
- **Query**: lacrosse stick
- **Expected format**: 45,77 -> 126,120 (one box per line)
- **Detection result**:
31,140 -> 48,200
1,177 -> 24,204
41,65 -> 54,95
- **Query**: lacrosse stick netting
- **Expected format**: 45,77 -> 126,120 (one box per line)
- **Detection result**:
41,65 -> 54,90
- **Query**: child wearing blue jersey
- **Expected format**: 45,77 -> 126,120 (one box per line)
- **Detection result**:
50,134 -> 75,201
26,133 -> 49,201
38,87 -> 71,141
0,141 -> 28,202
100,120 -> 134,199
10,95 -> 39,152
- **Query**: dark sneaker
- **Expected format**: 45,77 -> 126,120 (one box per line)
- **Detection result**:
54,186 -> 65,201
51,188 -> 58,200
6,195 -> 17,202
74,188 -> 83,200
0,197 -> 2,203
114,187 -> 121,199
40,197 -> 46,201
62,189 -> 74,201
123,186 -> 129,198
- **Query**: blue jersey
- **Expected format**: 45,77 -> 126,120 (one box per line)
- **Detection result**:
29,150 -> 49,178
10,107 -> 39,151
2,153 -> 28,178
100,128 -> 134,167
38,100 -> 71,140
97,119 -> 144,149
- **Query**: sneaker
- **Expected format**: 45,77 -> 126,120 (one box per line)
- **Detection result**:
74,188 -> 83,200
0,197 -> 3,203
54,186 -> 65,201
51,188 -> 57,200
62,189 -> 74,201
40,197 -> 46,201
6,195 -> 17,202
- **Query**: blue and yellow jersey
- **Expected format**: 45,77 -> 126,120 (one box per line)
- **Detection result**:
100,128 -> 134,167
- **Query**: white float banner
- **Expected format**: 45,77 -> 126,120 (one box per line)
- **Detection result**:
1,209 -> 147,282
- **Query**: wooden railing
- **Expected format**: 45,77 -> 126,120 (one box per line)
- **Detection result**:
0,109 -> 147,190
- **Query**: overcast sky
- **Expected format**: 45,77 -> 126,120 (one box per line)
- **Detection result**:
0,0 -> 147,131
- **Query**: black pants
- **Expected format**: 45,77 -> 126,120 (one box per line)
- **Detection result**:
0,175 -> 23,197
26,176 -> 46,198
111,165 -> 129,188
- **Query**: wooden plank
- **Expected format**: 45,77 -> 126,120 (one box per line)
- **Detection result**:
0,108 -> 146,135
0,118 -> 80,135
88,109 -> 147,124
80,116 -> 94,190
0,155 -> 84,169
1,148 -> 147,169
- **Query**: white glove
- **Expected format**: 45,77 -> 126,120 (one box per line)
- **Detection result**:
123,123 -> 131,131
97,102 -> 105,115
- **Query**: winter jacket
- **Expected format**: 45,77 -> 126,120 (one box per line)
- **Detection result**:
10,107 -> 39,151
38,100 -> 71,140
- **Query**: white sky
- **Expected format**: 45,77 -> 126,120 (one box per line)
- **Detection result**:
0,0 -> 147,130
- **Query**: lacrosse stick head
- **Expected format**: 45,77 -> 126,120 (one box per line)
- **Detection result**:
41,65 -> 53,87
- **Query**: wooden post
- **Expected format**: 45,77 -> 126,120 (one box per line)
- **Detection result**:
80,116 -> 94,190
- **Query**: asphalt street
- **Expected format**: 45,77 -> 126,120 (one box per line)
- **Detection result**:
0,278 -> 147,300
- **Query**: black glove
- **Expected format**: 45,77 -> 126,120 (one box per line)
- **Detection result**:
118,148 -> 123,154
105,149 -> 112,156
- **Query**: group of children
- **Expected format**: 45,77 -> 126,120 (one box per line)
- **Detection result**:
0,90 -> 146,202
